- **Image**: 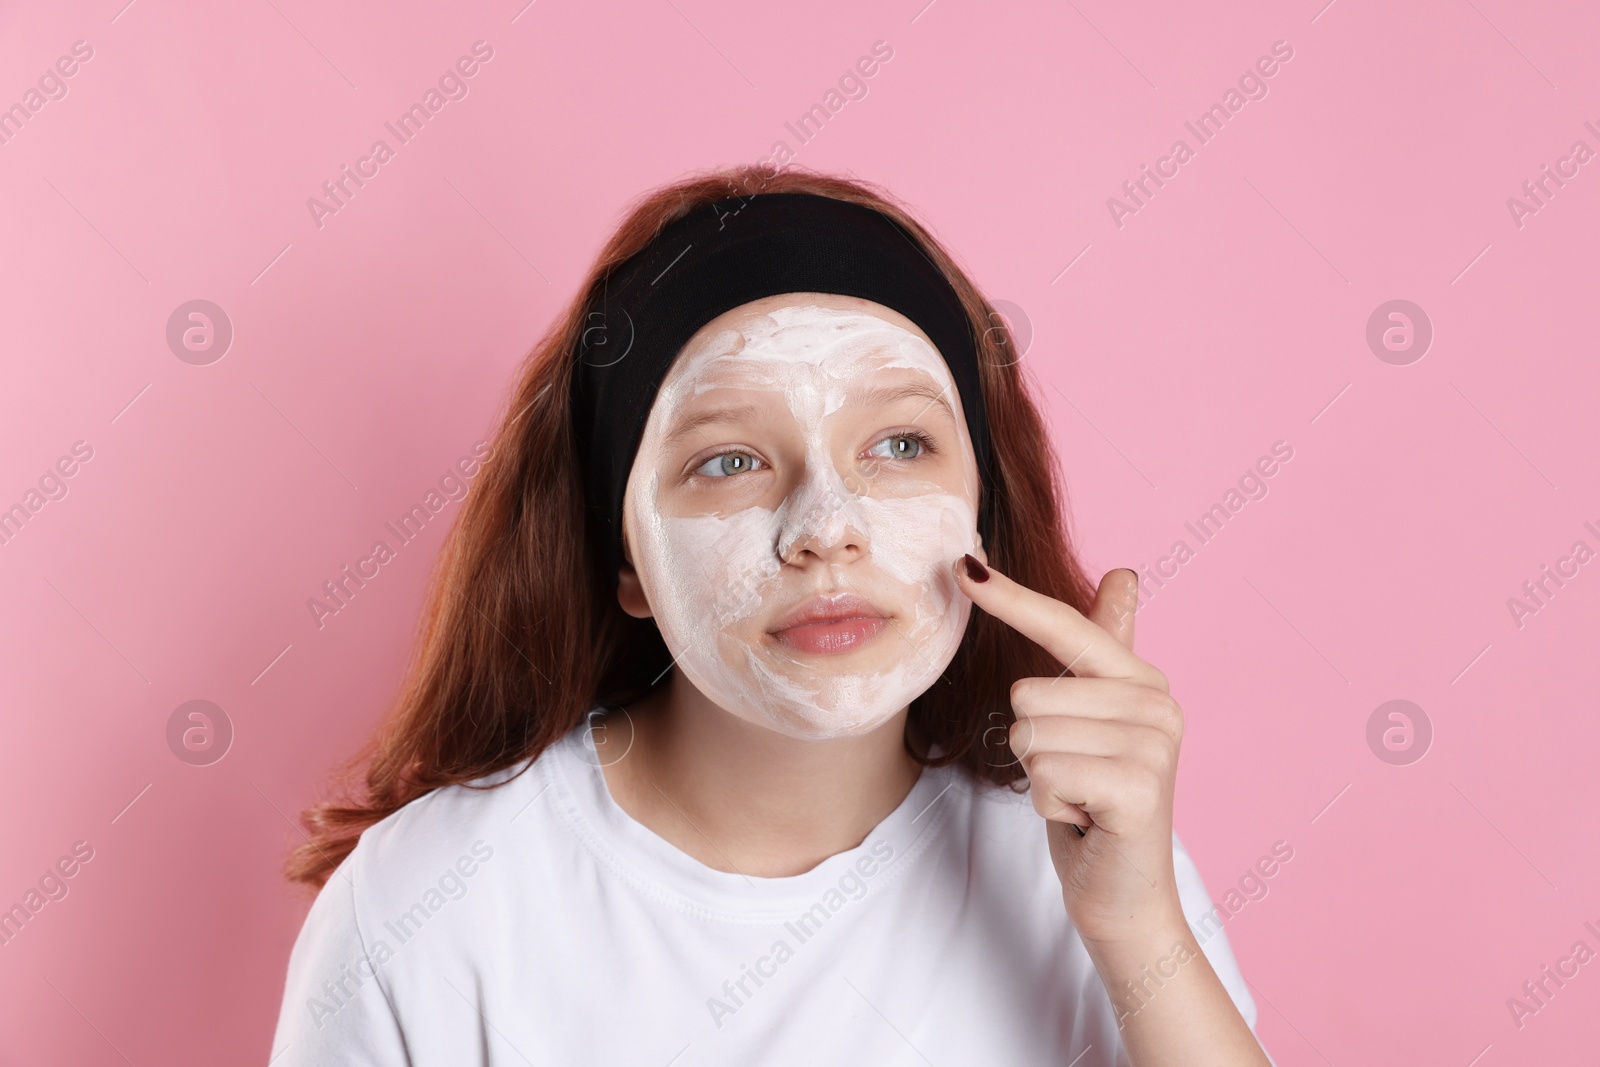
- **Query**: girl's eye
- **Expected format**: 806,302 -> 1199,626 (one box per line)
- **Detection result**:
867,433 -> 929,461
693,451 -> 765,478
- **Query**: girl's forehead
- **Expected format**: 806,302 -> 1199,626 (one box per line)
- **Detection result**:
661,302 -> 955,397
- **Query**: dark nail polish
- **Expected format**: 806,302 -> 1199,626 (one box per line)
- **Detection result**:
962,553 -> 989,583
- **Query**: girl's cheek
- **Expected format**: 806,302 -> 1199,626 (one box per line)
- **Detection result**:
655,507 -> 782,634
856,494 -> 978,588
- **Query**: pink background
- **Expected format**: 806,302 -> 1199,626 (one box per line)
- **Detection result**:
2,0 -> 1597,1062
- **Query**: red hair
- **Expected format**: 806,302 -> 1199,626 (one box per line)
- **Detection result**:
287,164 -> 1096,889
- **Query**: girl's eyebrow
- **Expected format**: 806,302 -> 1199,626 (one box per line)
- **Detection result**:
662,403 -> 762,449
850,381 -> 955,423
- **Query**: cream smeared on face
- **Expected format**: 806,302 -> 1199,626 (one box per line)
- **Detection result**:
622,300 -> 981,740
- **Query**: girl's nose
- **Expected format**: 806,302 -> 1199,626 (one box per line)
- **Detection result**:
774,460 -> 870,566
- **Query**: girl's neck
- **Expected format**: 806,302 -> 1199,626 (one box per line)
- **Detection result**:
594,674 -> 923,878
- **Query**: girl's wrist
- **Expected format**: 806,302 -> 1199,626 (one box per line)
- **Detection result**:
1077,903 -> 1271,1066
1074,896 -> 1193,962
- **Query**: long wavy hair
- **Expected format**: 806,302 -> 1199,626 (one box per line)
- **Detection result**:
287,164 -> 1097,889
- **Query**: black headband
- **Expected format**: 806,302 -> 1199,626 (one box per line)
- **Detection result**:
569,190 -> 993,587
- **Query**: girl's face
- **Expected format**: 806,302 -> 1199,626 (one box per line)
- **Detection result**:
619,293 -> 983,740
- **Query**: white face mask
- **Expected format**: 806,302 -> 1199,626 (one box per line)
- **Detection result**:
622,300 -> 981,741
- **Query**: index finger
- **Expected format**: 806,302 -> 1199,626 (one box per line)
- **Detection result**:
1088,567 -> 1140,652
954,554 -> 1165,689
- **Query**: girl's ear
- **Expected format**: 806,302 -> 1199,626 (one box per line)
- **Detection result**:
616,549 -> 653,620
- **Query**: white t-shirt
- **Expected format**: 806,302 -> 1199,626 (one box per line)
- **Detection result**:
270,716 -> 1264,1066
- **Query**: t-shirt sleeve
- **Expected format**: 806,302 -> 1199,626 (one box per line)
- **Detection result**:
1171,832 -> 1276,1064
267,858 -> 411,1066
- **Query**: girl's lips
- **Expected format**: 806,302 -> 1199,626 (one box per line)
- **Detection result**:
766,593 -> 890,656
770,615 -> 889,655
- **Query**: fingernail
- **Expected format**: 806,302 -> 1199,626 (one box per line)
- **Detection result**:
962,553 -> 989,583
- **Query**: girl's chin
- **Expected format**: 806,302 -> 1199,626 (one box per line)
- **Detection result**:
713,666 -> 927,740
677,626 -> 963,733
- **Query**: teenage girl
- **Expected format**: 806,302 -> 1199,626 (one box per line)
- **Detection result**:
270,166 -> 1272,1066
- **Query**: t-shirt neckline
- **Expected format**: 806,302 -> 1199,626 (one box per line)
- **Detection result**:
544,716 -> 961,923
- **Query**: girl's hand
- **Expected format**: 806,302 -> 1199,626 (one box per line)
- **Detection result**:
955,556 -> 1186,948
